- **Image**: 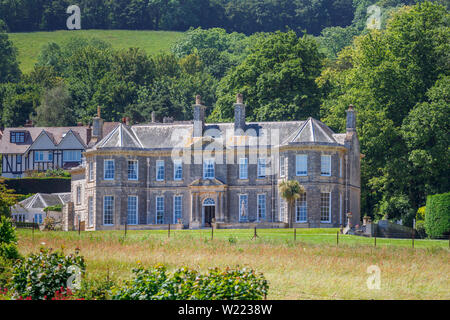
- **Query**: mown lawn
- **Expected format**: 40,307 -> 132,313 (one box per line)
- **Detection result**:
16,229 -> 450,300
9,30 -> 183,73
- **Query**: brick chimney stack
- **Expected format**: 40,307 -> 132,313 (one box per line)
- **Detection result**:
346,104 -> 356,132
193,95 -> 206,137
234,93 -> 246,135
92,106 -> 104,143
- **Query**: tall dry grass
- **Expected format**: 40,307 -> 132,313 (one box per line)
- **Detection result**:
17,230 -> 450,300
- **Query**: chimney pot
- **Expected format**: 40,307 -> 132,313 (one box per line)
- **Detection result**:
97,106 -> 101,118
236,93 -> 243,104
346,104 -> 356,131
195,95 -> 202,105
234,93 -> 246,135
151,111 -> 156,123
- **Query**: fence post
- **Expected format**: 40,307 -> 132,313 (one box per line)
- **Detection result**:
78,220 -> 81,236
211,225 -> 214,241
124,218 -> 128,238
374,228 -> 377,247
168,223 -> 171,238
337,231 -> 339,246
251,226 -> 258,240
294,228 -> 296,241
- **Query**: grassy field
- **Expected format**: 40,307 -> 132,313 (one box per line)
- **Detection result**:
17,228 -> 450,300
8,30 -> 183,73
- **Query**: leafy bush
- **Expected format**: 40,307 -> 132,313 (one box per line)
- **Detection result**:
415,220 -> 427,239
11,248 -> 86,300
44,205 -> 62,212
416,206 -> 426,222
425,192 -> 450,238
42,217 -> 56,231
111,264 -> 268,300
0,216 -> 20,260
74,277 -> 116,300
0,216 -> 21,289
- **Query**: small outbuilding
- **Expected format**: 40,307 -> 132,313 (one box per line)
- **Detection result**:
11,193 -> 71,225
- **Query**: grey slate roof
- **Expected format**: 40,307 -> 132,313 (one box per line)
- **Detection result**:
12,193 -> 71,210
93,118 -> 344,151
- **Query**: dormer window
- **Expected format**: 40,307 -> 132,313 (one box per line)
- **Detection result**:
10,132 -> 25,143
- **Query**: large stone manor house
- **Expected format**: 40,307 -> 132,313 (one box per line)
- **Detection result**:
68,95 -> 361,230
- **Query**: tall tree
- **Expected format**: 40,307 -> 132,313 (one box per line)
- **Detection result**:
0,19 -> 20,83
210,31 -> 324,122
34,84 -> 75,127
318,2 -> 449,222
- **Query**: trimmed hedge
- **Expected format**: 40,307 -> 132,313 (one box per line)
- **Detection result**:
3,178 -> 70,195
425,192 -> 450,239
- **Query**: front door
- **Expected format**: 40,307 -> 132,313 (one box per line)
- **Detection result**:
204,206 -> 215,227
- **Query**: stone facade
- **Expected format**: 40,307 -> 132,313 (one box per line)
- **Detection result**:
68,96 -> 361,231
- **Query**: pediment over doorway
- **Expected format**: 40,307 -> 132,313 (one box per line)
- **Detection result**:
189,178 -> 226,187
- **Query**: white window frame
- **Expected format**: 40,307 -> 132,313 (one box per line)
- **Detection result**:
257,194 -> 266,221
34,213 -> 43,224
103,196 -> 114,225
321,155 -> 331,176
203,158 -> 215,180
104,159 -> 115,180
156,160 -> 165,181
88,196 -> 94,227
320,192 -> 331,223
257,158 -> 266,178
296,154 -> 307,176
239,158 -> 248,179
279,197 -> 287,222
279,156 -> 286,177
89,161 -> 94,181
173,160 -> 183,181
173,195 -> 183,224
63,150 -> 81,162
127,196 -> 138,225
238,194 -> 248,222
127,160 -> 139,181
156,196 -> 164,224
34,151 -> 44,162
295,192 -> 307,223
76,185 -> 82,205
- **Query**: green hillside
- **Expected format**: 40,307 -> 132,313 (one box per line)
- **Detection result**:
9,30 -> 183,73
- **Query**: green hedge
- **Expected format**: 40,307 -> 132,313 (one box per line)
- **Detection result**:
3,178 -> 70,195
425,192 -> 450,238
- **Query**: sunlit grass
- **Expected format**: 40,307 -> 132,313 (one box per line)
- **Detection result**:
9,30 -> 183,73
16,229 -> 450,300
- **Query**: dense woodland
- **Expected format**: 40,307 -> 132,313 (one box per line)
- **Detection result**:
0,1 -> 448,224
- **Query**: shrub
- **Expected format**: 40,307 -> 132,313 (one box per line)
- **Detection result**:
415,220 -> 427,239
44,205 -> 62,212
42,217 -> 56,231
111,264 -> 268,300
0,216 -> 17,246
11,248 -> 86,300
0,216 -> 20,261
74,277 -> 116,300
416,206 -> 426,221
425,192 -> 450,238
